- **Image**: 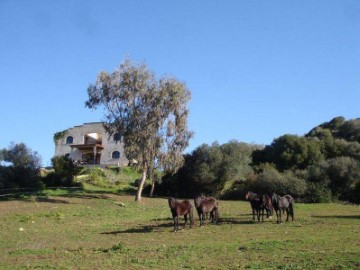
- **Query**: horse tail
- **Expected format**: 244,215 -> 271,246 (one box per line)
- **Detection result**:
288,196 -> 295,220
215,207 -> 220,223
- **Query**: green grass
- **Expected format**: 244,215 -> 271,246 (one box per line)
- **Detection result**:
0,192 -> 359,269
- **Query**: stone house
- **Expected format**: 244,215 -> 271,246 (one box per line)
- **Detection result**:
54,122 -> 128,167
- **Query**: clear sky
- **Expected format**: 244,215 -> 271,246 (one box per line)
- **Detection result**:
1,1 -> 359,166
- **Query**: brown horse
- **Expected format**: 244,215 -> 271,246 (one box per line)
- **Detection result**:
168,197 -> 194,232
271,193 -> 294,224
261,194 -> 274,219
194,196 -> 220,226
245,191 -> 273,222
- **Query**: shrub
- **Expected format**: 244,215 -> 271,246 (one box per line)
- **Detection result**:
44,156 -> 81,187
305,182 -> 332,203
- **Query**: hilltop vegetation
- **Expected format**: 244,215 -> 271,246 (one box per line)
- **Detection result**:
155,117 -> 360,203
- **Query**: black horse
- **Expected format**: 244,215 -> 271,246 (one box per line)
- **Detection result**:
168,197 -> 194,232
245,191 -> 273,222
194,196 -> 220,226
271,193 -> 294,224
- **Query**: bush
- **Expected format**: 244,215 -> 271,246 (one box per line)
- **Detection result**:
305,182 -> 332,203
220,179 -> 250,200
221,169 -> 307,200
45,156 -> 81,187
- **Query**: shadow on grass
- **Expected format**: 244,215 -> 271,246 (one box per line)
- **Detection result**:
0,193 -> 71,204
312,215 -> 360,220
219,217 -> 258,225
0,187 -> 136,202
35,197 -> 70,204
101,222 -> 174,234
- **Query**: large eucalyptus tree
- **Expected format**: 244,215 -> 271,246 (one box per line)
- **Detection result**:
85,59 -> 193,201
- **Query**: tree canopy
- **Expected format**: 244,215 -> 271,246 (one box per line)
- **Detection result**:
85,59 -> 193,201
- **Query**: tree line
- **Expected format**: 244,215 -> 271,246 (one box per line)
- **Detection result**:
1,116 -> 359,203
154,116 -> 360,203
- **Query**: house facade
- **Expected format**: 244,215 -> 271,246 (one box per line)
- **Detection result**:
54,122 -> 128,167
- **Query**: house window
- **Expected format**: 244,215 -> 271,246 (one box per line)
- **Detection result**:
64,153 -> 70,159
114,133 -> 121,141
112,151 -> 120,159
66,136 -> 73,144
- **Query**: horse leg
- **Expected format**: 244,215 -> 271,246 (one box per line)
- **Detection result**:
275,209 -> 280,224
201,211 -> 205,226
173,216 -> 178,232
261,208 -> 264,222
184,214 -> 188,229
252,208 -> 256,222
289,203 -> 294,221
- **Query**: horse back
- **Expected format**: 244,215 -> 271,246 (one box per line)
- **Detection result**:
284,195 -> 294,205
177,200 -> 192,215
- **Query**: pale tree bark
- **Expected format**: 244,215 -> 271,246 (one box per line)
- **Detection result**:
149,179 -> 155,198
135,163 -> 147,201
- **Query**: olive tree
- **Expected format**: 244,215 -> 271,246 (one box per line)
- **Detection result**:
85,59 -> 193,201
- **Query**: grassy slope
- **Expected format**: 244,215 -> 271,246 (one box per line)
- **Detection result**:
0,191 -> 359,270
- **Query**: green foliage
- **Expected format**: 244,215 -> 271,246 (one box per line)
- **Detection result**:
1,142 -> 41,170
0,143 -> 42,189
247,168 -> 307,197
53,130 -> 68,144
44,156 -> 81,187
305,182 -> 332,203
156,141 -> 259,197
250,117 -> 360,203
252,135 -> 323,171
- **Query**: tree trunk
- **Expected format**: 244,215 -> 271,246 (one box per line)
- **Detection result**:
149,180 -> 155,197
135,166 -> 147,201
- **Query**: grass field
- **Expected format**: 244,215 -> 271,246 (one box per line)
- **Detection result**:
0,191 -> 359,269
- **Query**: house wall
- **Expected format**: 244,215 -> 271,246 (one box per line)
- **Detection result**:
54,122 -> 128,167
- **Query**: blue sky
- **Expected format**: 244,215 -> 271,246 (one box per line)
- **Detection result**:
1,1 -> 359,166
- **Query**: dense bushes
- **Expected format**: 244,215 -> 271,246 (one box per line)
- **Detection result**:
156,117 -> 360,204
155,141 -> 260,198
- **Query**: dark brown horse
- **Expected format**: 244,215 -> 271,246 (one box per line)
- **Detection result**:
271,193 -> 294,224
261,194 -> 274,219
245,191 -> 273,222
194,196 -> 220,226
168,197 -> 194,232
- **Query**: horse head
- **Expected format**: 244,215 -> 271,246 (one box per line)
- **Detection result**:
168,197 -> 176,209
271,193 -> 278,204
194,196 -> 202,208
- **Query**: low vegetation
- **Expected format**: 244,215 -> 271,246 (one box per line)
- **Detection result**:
0,190 -> 359,269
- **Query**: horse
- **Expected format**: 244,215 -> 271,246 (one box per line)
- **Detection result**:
261,194 -> 274,219
194,196 -> 220,226
271,193 -> 294,224
245,191 -> 273,222
245,191 -> 263,222
168,197 -> 194,232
